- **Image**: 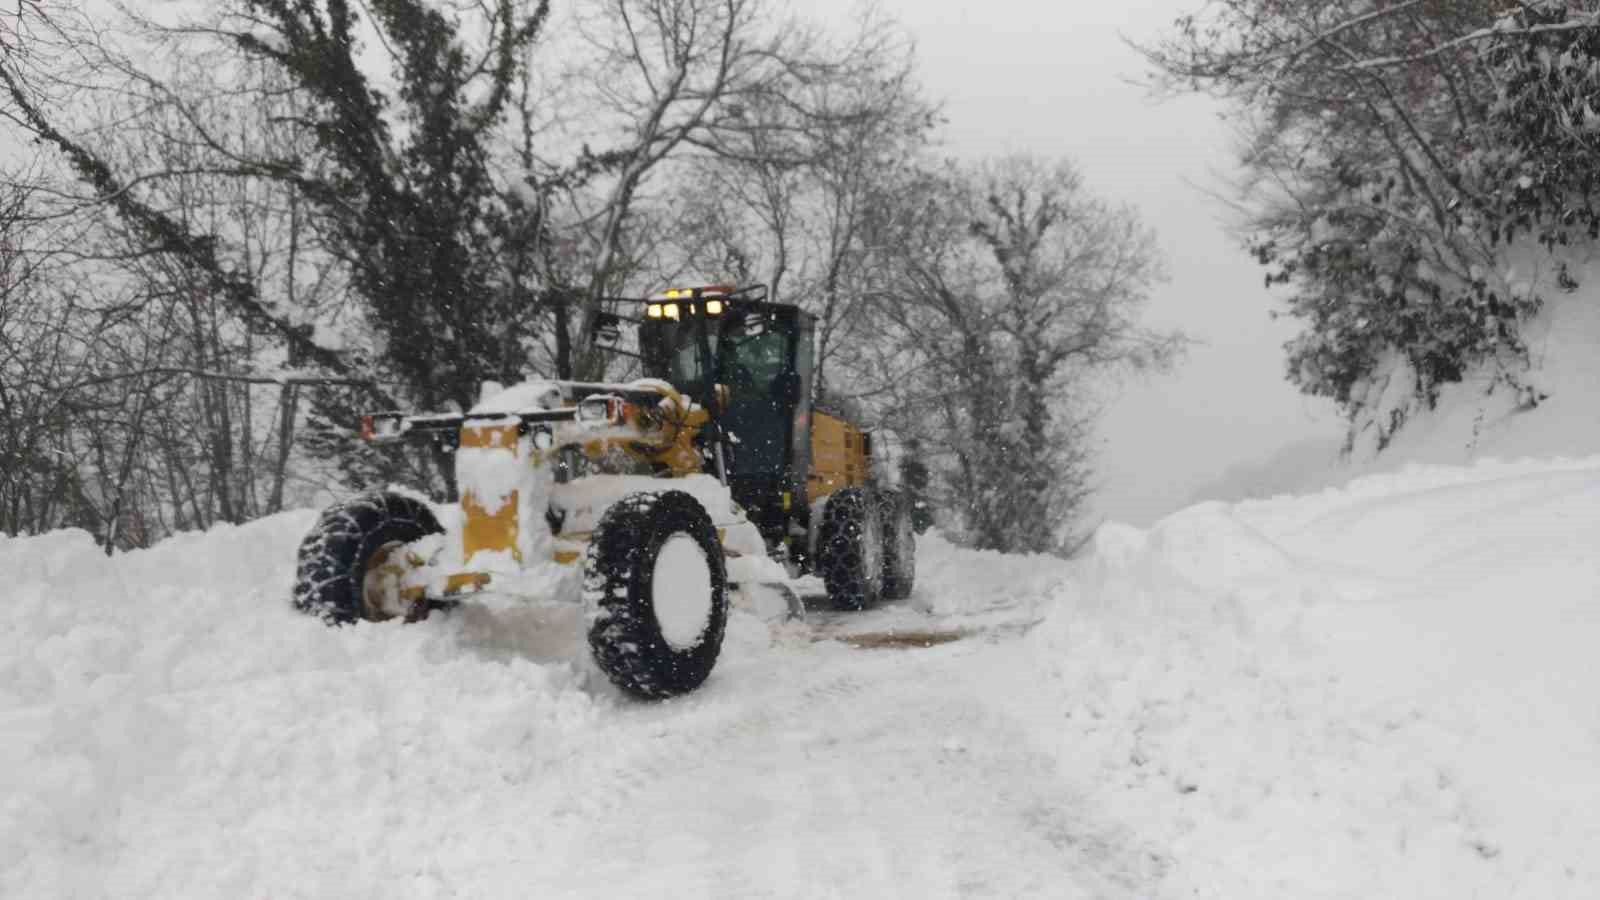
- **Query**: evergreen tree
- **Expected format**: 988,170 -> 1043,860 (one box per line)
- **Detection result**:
863,157 -> 1174,554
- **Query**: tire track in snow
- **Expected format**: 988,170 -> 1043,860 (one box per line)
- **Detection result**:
500,634 -> 1163,898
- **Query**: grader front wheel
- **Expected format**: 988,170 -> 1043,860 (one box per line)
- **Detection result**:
584,490 -> 729,700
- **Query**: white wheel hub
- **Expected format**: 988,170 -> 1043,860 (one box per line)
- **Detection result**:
652,533 -> 714,650
362,541 -> 412,620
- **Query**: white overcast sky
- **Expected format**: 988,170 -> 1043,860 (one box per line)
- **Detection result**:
831,0 -> 1344,526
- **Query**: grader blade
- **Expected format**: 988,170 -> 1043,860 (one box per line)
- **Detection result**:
732,581 -> 807,623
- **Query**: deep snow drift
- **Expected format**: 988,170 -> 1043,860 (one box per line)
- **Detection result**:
4,456 -> 1599,897
1024,456 -> 1600,897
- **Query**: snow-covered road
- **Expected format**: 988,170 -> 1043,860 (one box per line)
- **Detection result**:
0,507 -> 1112,899
528,613 -> 1154,898
5,456 -> 1600,898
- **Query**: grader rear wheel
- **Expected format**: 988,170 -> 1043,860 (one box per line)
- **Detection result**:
817,487 -> 884,611
878,489 -> 916,601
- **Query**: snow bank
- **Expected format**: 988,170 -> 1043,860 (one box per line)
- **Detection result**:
1024,455 -> 1600,898
0,512 -> 608,898
6,456 -> 1599,897
910,531 -> 1067,621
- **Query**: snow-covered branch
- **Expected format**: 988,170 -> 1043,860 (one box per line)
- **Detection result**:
1336,12 -> 1600,72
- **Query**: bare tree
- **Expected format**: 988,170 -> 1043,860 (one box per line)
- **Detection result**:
861,157 -> 1175,552
0,0 -> 965,547
555,0 -> 864,378
664,10 -> 934,399
0,169 -> 84,536
0,33 -> 365,547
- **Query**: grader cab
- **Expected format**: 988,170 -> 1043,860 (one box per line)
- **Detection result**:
290,285 -> 916,699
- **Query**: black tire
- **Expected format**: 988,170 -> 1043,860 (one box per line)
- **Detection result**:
817,487 -> 884,611
584,490 -> 729,700
291,491 -> 443,625
878,489 -> 916,601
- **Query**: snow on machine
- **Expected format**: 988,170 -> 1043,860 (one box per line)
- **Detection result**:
291,285 -> 916,699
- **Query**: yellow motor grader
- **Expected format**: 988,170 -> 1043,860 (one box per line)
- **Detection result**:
291,285 -> 916,699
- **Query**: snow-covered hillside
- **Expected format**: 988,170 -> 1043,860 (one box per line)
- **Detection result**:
4,456 -> 1599,897
1194,253 -> 1600,511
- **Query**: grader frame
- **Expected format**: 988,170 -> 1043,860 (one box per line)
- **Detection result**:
291,285 -> 916,699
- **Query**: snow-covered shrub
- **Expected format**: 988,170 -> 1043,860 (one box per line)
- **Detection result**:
1476,2 -> 1600,251
1150,1 -> 1599,452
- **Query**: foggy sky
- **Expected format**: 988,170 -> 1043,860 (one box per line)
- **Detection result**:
849,0 -> 1343,526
